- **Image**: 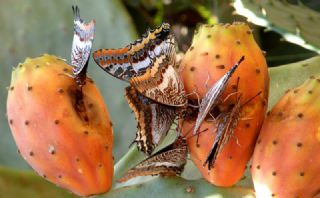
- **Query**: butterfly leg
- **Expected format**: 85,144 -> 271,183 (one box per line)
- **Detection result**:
206,114 -> 215,122
58,72 -> 75,79
240,117 -> 254,121
185,87 -> 200,108
230,132 -> 241,147
204,72 -> 212,91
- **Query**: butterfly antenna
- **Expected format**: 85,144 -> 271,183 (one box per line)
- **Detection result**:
240,91 -> 262,108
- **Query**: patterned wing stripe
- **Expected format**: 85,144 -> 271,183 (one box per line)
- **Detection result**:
93,23 -> 173,81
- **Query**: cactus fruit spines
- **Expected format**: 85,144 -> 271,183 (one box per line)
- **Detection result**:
180,22 -> 269,186
7,55 -> 113,196
252,76 -> 320,198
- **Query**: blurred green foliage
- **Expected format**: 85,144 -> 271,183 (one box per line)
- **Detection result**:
233,0 -> 320,53
0,166 -> 76,198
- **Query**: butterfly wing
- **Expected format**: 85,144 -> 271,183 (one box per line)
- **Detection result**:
193,56 -> 244,135
93,23 -> 173,81
117,136 -> 188,183
71,5 -> 95,76
129,44 -> 187,107
125,86 -> 176,155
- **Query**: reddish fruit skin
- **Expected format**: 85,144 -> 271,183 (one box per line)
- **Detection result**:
252,77 -> 320,198
7,55 -> 113,196
180,23 -> 269,186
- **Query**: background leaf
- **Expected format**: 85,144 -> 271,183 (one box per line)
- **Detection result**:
233,0 -> 320,53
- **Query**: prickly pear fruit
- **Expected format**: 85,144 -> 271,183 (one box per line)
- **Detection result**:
7,54 -> 113,196
180,23 -> 269,186
252,76 -> 320,198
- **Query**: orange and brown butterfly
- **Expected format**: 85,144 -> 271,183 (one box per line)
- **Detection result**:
125,86 -> 176,155
93,23 -> 187,155
203,78 -> 262,170
71,5 -> 95,86
117,136 -> 188,183
93,23 -> 173,82
125,48 -> 187,154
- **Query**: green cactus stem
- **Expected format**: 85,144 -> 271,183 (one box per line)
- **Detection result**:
233,0 -> 320,53
102,176 -> 255,198
269,56 -> 320,108
0,166 -> 76,198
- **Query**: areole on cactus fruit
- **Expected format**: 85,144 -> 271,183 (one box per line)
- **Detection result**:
179,22 -> 269,186
6,54 -> 113,196
252,76 -> 320,198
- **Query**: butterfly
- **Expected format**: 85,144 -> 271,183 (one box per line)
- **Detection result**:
71,5 -> 95,86
193,56 -> 245,135
126,48 -> 186,155
117,136 -> 188,183
203,78 -> 262,170
94,24 -> 187,155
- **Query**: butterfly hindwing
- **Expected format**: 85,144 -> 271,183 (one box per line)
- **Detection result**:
129,46 -> 187,107
117,136 -> 188,183
125,86 -> 176,155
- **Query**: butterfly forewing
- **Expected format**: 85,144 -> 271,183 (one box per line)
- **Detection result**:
125,86 -> 176,155
193,56 -> 244,135
93,23 -> 173,81
117,136 -> 188,183
71,5 -> 95,76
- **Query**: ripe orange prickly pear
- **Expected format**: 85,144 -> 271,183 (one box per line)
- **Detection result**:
180,23 -> 269,186
6,54 -> 113,196
252,76 -> 320,198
